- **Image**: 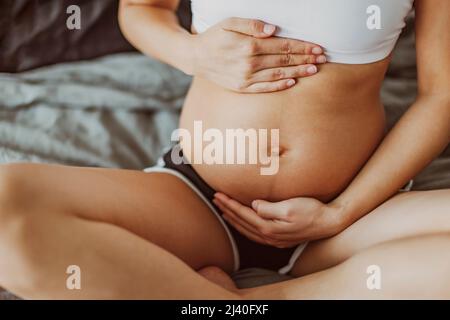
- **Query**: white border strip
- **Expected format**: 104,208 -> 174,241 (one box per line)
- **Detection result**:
278,242 -> 308,275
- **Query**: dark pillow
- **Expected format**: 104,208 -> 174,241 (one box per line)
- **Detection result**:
0,0 -> 192,73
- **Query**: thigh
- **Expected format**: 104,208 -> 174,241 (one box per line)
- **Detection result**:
4,163 -> 235,272
244,234 -> 450,299
291,189 -> 450,277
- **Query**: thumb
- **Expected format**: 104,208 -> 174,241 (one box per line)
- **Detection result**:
220,17 -> 276,38
252,200 -> 290,221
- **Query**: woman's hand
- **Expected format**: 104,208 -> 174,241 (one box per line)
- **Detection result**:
213,193 -> 344,248
192,17 -> 327,93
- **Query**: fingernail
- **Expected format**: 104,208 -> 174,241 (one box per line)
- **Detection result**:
316,55 -> 327,64
286,79 -> 296,87
252,200 -> 259,210
312,47 -> 323,54
263,24 -> 276,35
307,65 -> 317,74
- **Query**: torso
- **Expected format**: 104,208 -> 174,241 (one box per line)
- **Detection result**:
179,1 -> 414,205
180,61 -> 388,205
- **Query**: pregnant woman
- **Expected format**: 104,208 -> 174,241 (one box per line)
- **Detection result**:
0,0 -> 449,299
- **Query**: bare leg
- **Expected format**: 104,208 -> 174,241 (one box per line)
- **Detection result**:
0,163 -> 236,299
1,164 -> 449,299
0,209 -> 238,299
200,190 -> 450,298
291,190 -> 450,276
243,234 -> 450,299
5,204 -> 449,299
198,267 -> 239,292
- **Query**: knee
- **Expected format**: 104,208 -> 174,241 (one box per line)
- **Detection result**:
0,163 -> 35,222
0,164 -> 46,293
0,163 -> 40,245
384,232 -> 450,299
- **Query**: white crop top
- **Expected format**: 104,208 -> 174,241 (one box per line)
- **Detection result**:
191,0 -> 415,64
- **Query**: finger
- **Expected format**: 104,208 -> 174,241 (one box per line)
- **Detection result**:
225,208 -> 294,238
215,195 -> 295,235
252,199 -> 292,221
248,65 -> 318,83
251,54 -> 326,72
215,200 -> 298,246
216,202 -> 270,245
214,193 -> 255,215
224,214 -> 296,248
223,215 -> 269,245
220,17 -> 276,38
213,198 -> 265,235
214,195 -> 292,236
243,79 -> 297,93
253,37 -> 324,55
215,194 -> 294,234
263,239 -> 298,249
215,194 -> 269,229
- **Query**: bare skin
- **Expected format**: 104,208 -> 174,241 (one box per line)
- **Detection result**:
205,233 -> 450,300
0,0 -> 448,299
120,0 -> 450,244
0,163 -> 450,299
181,59 -> 388,205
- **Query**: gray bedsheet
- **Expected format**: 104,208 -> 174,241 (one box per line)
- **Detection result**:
0,53 -> 191,168
0,16 -> 449,299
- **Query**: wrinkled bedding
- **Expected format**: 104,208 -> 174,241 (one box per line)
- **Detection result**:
0,17 -> 449,300
0,53 -> 190,168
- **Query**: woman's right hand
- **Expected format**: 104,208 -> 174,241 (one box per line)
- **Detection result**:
191,17 -> 327,93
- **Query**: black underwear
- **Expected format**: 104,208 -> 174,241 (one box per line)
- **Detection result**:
158,145 -> 306,273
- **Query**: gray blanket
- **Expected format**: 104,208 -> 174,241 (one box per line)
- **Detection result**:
0,17 -> 449,299
0,53 -> 191,168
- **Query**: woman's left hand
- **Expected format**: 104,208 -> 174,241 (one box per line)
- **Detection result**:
213,192 -> 345,248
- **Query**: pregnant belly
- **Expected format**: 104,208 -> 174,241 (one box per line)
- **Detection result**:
179,62 -> 388,205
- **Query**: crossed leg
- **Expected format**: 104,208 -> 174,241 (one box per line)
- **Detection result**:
0,163 -> 449,299
203,189 -> 450,299
290,189 -> 450,277
0,163 -> 237,299
242,233 -> 450,299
